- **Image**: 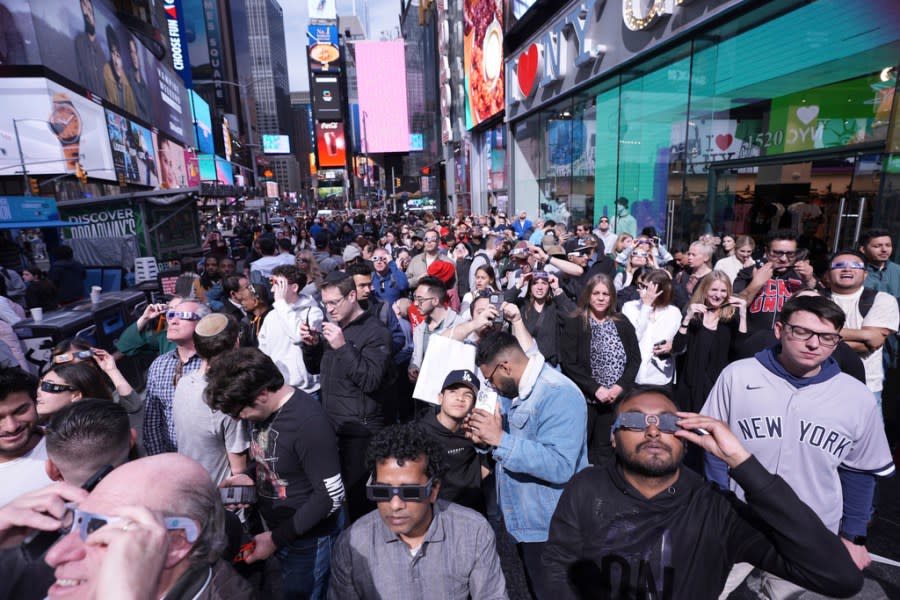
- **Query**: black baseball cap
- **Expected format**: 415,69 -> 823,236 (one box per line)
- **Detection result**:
441,369 -> 480,394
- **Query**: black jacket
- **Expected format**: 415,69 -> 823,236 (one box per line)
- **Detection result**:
512,293 -> 576,366
543,457 -> 864,599
418,410 -> 487,514
303,310 -> 394,430
560,314 -> 641,409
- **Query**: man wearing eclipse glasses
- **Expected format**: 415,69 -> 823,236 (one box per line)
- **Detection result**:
142,301 -> 211,455
329,423 -> 507,599
543,386 -> 864,599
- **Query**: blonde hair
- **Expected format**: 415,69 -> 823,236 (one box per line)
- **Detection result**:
689,270 -> 735,321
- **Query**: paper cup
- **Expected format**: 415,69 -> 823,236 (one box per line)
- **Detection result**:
90,285 -> 102,303
30,307 -> 43,322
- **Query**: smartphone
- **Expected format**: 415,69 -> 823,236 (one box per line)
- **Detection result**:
220,485 -> 258,505
489,293 -> 504,324
475,389 -> 498,415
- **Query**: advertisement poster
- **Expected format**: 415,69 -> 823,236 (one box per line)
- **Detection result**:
59,200 -> 142,241
184,148 -> 201,186
315,121 -> 346,168
156,137 -> 189,189
190,90 -> 214,155
0,0 -> 193,144
307,24 -> 340,72
198,154 -> 234,185
106,110 -> 158,186
311,74 -> 344,121
0,77 -> 116,180
464,0 -> 504,129
354,41 -> 411,152
308,0 -> 337,20
262,135 -> 291,154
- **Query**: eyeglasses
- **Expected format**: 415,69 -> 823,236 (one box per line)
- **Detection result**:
40,381 -> 77,394
372,256 -> 389,262
612,411 -> 680,434
782,323 -> 842,347
413,296 -> 437,305
59,504 -> 199,542
365,475 -> 435,502
830,261 -> 865,270
632,252 -> 649,258
424,237 -> 439,243
166,310 -> 202,321
323,295 -> 349,309
53,350 -> 94,364
768,250 -> 796,259
485,360 -> 506,387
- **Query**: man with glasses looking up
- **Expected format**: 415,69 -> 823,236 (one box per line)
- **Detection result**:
370,247 -> 409,306
143,301 -> 210,455
329,423 -> 507,599
702,295 -> 894,598
593,215 -> 617,256
301,271 -> 394,522
405,230 -> 454,288
734,229 -> 818,333
408,277 -> 467,384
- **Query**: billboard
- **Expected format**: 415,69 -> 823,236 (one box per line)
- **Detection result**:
307,24 -> 340,72
308,0 -> 337,20
262,134 -> 291,154
315,121 -> 346,168
0,0 -> 193,144
464,0 -> 504,129
163,0 -> 192,87
0,78 -> 116,181
184,148 -> 201,186
198,154 -> 234,185
156,137 -> 189,189
105,110 -> 159,187
311,75 -> 343,121
190,91 -> 214,155
355,41 -> 411,153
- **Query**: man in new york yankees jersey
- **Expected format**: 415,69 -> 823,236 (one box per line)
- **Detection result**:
702,295 -> 894,600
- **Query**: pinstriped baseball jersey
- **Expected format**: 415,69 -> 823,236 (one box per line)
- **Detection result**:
701,357 -> 894,532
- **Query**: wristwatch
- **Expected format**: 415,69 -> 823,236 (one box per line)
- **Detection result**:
840,532 -> 867,546
47,93 -> 82,170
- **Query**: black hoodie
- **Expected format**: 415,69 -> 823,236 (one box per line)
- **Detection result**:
543,456 -> 863,599
419,409 -> 487,514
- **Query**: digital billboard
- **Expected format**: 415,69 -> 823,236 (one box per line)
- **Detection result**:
0,0 -> 193,144
197,154 -> 234,185
355,41 -> 411,153
464,0 -> 504,129
307,24 -> 340,72
315,121 -> 346,168
308,0 -> 337,20
262,134 -> 291,154
105,110 -> 159,187
189,91 -> 214,155
0,78 -> 116,181
311,75 -> 343,121
156,136 -> 189,189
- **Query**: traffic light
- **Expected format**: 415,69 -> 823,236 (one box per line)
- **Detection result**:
394,177 -> 401,188
29,177 -> 39,195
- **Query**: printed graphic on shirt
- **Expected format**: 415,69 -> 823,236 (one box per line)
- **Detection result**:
251,425 -> 287,500
324,473 -> 345,514
592,517 -> 675,597
735,416 -> 852,459
749,278 -> 802,314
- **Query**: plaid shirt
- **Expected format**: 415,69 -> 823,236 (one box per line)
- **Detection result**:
142,349 -> 202,455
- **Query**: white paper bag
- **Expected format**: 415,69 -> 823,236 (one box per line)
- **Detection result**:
413,334 -> 476,404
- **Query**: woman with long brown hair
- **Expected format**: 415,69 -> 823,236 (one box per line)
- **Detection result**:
560,273 -> 640,464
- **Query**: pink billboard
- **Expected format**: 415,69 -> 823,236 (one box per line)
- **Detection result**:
355,41 -> 411,153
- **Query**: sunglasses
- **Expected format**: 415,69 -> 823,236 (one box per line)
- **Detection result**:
60,504 -> 199,542
612,411 -> 680,434
40,381 -> 78,394
830,261 -> 865,270
365,475 -> 435,502
166,310 -> 202,321
53,350 -> 94,364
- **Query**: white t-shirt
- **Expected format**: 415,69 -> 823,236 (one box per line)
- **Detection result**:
0,436 -> 53,507
831,288 -> 900,392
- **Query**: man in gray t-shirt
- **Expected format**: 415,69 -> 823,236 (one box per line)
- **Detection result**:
172,313 -> 249,485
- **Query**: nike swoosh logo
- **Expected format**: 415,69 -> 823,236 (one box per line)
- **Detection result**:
746,384 -> 763,390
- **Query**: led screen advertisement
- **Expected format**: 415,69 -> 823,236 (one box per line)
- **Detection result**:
308,0 -> 337,20
262,135 -> 291,154
0,0 -> 193,144
106,110 -> 159,187
0,77 -> 116,181
198,154 -> 234,185
190,91 -> 214,155
156,136 -> 190,189
315,121 -> 346,168
311,75 -> 343,121
354,41 -> 411,153
307,24 -> 340,72
464,0 -> 504,129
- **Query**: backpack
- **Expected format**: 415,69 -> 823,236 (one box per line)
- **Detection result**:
820,287 -> 877,318
822,287 -> 897,368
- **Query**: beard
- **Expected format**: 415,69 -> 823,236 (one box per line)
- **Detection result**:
615,441 -> 679,478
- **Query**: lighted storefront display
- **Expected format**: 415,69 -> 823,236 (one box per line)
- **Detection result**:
508,0 -> 900,248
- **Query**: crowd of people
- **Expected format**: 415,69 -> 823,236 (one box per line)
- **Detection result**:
0,208 -> 898,599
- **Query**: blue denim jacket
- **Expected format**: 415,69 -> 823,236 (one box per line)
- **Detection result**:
492,355 -> 588,542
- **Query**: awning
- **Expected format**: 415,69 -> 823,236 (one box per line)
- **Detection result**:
0,219 -> 92,229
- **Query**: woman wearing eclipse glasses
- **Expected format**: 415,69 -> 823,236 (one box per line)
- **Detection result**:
49,337 -> 142,413
36,362 -> 113,422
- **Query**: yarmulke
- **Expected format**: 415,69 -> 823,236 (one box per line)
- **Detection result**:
195,313 -> 229,337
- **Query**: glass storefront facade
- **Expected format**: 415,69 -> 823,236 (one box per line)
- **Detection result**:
511,0 -> 900,251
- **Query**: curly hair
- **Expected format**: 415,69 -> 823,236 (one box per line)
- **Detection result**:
204,348 -> 284,418
365,423 -> 447,480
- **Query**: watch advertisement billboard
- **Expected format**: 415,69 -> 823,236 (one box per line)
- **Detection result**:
106,110 -> 159,187
0,0 -> 193,144
311,75 -> 343,121
315,121 -> 346,168
307,24 -> 340,72
0,77 -> 116,181
464,0 -> 504,129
